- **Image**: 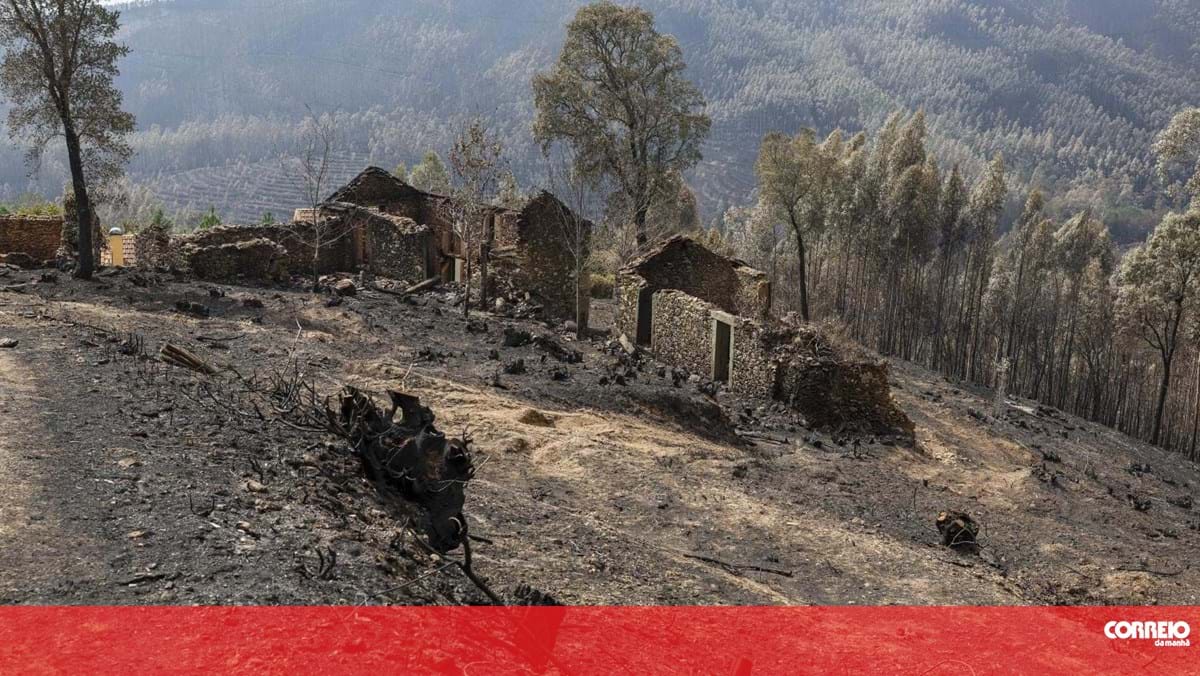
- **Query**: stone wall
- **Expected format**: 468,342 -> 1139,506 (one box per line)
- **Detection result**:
366,214 -> 431,282
0,215 -> 63,264
175,222 -> 357,277
651,290 -> 715,378
504,192 -> 591,325
624,236 -> 771,319
615,272 -> 644,339
729,320 -> 776,400
767,324 -> 913,435
124,228 -> 174,268
327,167 -> 424,220
647,290 -> 777,399
734,267 -> 772,321
182,238 -> 288,282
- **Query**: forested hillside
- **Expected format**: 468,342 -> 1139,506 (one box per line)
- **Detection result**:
1,0 -> 1197,235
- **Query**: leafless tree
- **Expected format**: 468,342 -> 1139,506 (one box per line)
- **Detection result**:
448,116 -> 506,317
542,143 -> 597,338
283,107 -> 348,290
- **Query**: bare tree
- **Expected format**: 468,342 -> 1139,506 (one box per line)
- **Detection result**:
283,107 -> 347,291
0,0 -> 136,279
448,116 -> 506,318
542,144 -> 596,338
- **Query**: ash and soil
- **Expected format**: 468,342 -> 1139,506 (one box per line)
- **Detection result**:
1,266 -> 1198,605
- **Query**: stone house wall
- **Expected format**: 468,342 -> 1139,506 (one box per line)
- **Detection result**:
365,213 -> 432,283
615,271 -> 643,339
773,356 -> 912,434
649,290 -> 776,399
326,167 -> 424,220
650,290 -> 715,378
0,215 -> 63,263
175,222 -> 357,277
616,236 -> 772,341
182,238 -> 288,282
625,237 -> 771,318
124,228 -> 174,268
502,192 -> 591,325
729,320 -> 777,400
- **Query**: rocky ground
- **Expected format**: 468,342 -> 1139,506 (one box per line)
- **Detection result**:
1,265 -> 1198,606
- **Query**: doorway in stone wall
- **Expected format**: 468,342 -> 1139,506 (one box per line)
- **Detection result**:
636,288 -> 654,347
713,319 -> 732,383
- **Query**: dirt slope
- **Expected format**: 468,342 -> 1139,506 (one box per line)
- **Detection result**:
0,268 -> 1197,605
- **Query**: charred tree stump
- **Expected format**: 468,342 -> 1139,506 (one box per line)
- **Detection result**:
332,387 -> 474,554
936,510 -> 980,550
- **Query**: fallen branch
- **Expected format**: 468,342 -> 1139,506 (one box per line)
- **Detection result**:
681,551 -> 794,578
372,276 -> 439,299
159,343 -> 217,375
734,430 -> 791,445
1117,564 -> 1188,577
195,332 -> 245,343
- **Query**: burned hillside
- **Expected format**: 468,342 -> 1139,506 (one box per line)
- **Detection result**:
2,262 -> 1199,607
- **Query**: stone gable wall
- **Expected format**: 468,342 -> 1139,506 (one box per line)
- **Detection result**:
622,238 -> 771,324
506,193 -> 590,324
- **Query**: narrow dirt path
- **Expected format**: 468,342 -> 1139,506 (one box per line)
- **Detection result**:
0,318 -> 106,602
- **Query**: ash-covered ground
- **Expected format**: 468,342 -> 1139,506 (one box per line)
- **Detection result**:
1,266 -> 1197,605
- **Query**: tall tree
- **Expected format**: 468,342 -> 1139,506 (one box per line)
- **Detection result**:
1117,210 -> 1200,446
542,144 -> 598,338
409,150 -> 451,194
0,0 -> 135,279
1154,108 -> 1200,208
754,129 -> 838,321
532,0 -> 710,247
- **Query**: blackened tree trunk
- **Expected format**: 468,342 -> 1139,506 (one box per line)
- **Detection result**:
63,123 -> 95,279
793,226 -> 810,322
1151,302 -> 1185,446
478,237 -> 491,311
634,202 -> 649,248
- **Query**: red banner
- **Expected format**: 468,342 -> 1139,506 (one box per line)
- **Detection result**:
1,606 -> 1195,674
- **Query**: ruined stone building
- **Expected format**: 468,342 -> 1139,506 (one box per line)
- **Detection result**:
323,167 -> 591,324
617,236 -> 775,398
173,203 -> 430,284
617,236 -> 911,434
117,166 -> 589,323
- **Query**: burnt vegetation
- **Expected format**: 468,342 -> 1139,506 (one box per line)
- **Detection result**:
1,0 -> 1200,608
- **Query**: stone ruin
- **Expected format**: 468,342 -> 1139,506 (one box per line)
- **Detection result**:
150,201 -> 432,285
127,166 -> 591,323
0,215 -> 64,268
616,235 -> 912,436
327,167 -> 591,324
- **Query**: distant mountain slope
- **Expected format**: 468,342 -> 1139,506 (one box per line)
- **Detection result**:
2,0 -> 1196,234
